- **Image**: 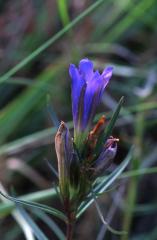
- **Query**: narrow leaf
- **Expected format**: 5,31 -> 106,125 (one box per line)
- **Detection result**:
16,205 -> 49,240
95,97 -> 124,156
0,191 -> 66,222
77,147 -> 133,218
32,209 -> 65,240
93,192 -> 126,235
103,96 -> 124,140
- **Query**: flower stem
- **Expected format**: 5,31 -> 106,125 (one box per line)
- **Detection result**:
64,198 -> 76,240
66,220 -> 74,240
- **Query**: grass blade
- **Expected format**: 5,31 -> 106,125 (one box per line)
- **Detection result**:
57,0 -> 70,27
0,0 -> 106,84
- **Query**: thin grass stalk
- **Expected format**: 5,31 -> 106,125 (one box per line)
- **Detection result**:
121,113 -> 144,240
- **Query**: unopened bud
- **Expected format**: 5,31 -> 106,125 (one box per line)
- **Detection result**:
93,138 -> 118,175
55,121 -> 73,197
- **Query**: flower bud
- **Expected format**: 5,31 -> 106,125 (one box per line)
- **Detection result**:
55,121 -> 73,198
93,138 -> 118,175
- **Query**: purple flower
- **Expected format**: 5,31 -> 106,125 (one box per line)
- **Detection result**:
69,58 -> 113,135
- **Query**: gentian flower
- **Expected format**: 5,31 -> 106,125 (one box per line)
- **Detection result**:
69,58 -> 113,138
54,59 -> 120,237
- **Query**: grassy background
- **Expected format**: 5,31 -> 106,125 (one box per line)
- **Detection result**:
0,0 -> 157,239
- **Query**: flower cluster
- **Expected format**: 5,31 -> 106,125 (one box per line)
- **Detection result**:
55,58 -> 118,216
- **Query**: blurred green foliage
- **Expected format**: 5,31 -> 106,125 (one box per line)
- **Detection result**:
0,0 -> 157,239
